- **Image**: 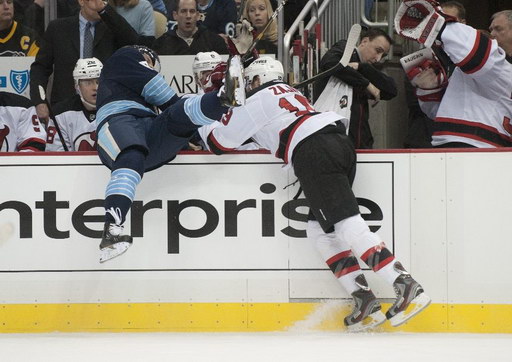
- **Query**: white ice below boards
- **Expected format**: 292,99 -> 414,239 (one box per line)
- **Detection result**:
0,332 -> 510,362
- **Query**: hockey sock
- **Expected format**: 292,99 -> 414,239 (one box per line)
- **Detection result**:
334,214 -> 400,285
104,168 -> 141,224
104,148 -> 144,225
307,220 -> 362,294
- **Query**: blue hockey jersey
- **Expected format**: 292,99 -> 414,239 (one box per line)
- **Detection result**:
96,46 -> 177,130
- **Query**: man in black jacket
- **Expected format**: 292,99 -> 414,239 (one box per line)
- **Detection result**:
29,0 -> 140,124
153,0 -> 228,55
315,28 -> 397,149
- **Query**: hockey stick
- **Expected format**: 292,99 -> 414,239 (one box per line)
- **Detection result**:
236,0 -> 247,22
241,0 -> 288,63
292,24 -> 362,89
39,85 -> 69,152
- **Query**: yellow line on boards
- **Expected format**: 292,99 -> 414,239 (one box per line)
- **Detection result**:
0,303 -> 510,333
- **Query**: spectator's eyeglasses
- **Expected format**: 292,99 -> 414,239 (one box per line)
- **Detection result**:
0,0 -> 14,4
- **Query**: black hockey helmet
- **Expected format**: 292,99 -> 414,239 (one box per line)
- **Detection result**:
129,45 -> 161,73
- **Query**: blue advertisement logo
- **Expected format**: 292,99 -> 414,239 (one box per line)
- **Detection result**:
10,70 -> 29,94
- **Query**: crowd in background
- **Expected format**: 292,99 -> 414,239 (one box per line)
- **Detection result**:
0,0 -> 511,152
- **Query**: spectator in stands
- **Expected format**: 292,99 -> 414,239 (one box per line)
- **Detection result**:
167,0 -> 236,37
0,0 -> 40,56
30,0 -> 140,124
153,0 -> 227,55
439,1 -> 465,23
0,91 -> 46,152
22,0 -> 80,36
315,27 -> 397,149
490,10 -> 512,63
109,0 -> 155,45
242,0 -> 277,55
46,57 -> 102,152
148,0 -> 167,16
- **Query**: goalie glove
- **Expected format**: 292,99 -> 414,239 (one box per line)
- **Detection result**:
394,0 -> 457,48
401,48 -> 448,90
203,62 -> 227,93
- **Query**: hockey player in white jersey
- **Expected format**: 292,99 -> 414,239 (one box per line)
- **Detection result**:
192,51 -> 223,94
199,56 -> 431,331
46,58 -> 103,152
0,92 -> 46,152
396,0 -> 512,147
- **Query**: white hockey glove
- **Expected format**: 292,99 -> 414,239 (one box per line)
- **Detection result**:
227,19 -> 255,56
400,48 -> 448,90
394,0 -> 457,48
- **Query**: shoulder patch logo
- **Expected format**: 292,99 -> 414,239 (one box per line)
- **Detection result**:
339,95 -> 349,109
10,70 -> 29,94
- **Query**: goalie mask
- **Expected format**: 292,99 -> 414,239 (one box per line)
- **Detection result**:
130,45 -> 161,73
244,56 -> 284,88
73,57 -> 103,109
192,51 -> 223,90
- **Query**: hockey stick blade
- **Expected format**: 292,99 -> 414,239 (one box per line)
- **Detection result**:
292,23 -> 362,89
39,85 -> 69,151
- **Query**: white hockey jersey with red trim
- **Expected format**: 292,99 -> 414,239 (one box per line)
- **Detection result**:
0,94 -> 46,152
199,81 -> 347,167
46,96 -> 97,152
418,22 -> 512,147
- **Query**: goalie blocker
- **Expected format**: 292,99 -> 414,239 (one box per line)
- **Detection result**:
400,47 -> 448,90
394,0 -> 457,48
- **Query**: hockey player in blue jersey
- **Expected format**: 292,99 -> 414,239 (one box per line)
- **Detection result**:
95,45 -> 244,263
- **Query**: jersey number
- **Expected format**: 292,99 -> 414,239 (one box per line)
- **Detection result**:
32,115 -> 41,132
46,126 -> 57,144
278,94 -> 314,117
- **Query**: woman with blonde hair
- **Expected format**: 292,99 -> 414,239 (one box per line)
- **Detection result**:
242,0 -> 277,54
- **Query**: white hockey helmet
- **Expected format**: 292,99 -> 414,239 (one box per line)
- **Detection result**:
244,56 -> 284,87
192,51 -> 222,89
73,57 -> 103,84
73,57 -> 102,110
193,51 -> 222,74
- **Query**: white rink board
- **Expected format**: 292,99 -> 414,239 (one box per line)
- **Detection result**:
0,55 -> 225,99
1,150 -> 512,305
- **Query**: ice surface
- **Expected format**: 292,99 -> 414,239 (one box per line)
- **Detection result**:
0,332 -> 510,362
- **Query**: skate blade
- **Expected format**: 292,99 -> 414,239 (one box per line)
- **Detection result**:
229,56 -> 245,106
233,77 -> 245,106
99,242 -> 131,263
389,293 -> 431,327
346,310 -> 386,333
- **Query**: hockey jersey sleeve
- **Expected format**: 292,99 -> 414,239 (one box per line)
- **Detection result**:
440,22 -> 500,76
200,100 -> 265,154
416,87 -> 445,120
15,106 -> 46,152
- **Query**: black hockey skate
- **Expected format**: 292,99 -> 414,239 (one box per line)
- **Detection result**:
219,55 -> 245,107
386,262 -> 431,327
99,222 -> 133,263
344,275 -> 386,332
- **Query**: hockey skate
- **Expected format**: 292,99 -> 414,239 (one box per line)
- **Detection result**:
386,262 -> 431,327
344,275 -> 386,332
99,222 -> 133,263
219,55 -> 245,107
